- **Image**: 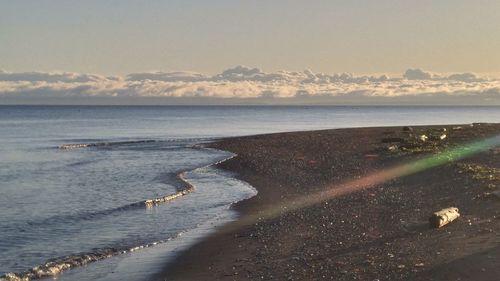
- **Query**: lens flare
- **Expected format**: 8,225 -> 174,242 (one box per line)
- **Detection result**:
229,134 -> 500,230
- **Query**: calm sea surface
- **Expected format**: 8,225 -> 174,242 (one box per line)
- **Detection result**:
0,106 -> 499,280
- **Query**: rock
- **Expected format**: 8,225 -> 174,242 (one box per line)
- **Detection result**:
403,126 -> 413,132
386,145 -> 398,152
429,134 -> 447,141
429,207 -> 460,228
452,126 -> 463,130
419,135 -> 428,142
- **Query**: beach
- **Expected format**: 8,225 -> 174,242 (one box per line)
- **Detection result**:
158,123 -> 500,281
3,106 -> 500,281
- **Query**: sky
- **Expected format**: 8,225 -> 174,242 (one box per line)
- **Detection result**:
1,0 -> 500,105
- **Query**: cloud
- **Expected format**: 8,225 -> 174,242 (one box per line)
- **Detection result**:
403,68 -> 433,80
446,72 -> 482,82
1,67 -> 499,105
0,70 -> 111,83
403,68 -> 484,82
126,71 -> 207,82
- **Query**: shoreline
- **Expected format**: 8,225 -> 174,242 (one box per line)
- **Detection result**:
0,147 -> 248,281
158,123 -> 500,280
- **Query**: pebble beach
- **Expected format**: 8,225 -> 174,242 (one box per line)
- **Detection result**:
159,123 -> 500,281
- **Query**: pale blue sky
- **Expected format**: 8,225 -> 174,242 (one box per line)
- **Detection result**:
1,0 -> 500,75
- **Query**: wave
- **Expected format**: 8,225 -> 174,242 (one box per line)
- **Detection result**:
0,151 -> 236,281
21,139 -> 222,228
58,140 -> 157,149
58,138 -> 216,150
0,240 -> 175,281
142,154 -> 235,207
13,171 -> 195,231
143,171 -> 194,207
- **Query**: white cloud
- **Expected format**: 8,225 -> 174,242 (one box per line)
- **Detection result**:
403,68 -> 485,82
0,67 -> 499,104
0,70 -> 111,83
126,71 -> 207,82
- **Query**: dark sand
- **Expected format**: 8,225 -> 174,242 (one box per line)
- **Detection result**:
157,124 -> 500,281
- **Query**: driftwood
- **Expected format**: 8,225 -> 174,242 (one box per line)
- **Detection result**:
429,207 -> 460,228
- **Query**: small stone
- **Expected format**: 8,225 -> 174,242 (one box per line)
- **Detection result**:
387,145 -> 398,152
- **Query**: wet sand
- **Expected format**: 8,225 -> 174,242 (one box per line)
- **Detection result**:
157,124 -> 500,281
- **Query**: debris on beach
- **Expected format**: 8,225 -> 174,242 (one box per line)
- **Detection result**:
429,207 -> 460,228
429,133 -> 446,141
386,145 -> 398,152
457,163 -> 499,182
457,163 -> 500,200
381,126 -> 451,155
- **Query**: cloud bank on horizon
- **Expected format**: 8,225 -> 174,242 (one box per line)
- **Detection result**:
0,66 -> 499,105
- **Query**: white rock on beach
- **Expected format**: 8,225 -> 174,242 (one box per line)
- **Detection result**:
429,207 -> 460,228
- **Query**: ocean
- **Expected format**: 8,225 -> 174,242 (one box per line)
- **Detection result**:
1,105 -> 499,280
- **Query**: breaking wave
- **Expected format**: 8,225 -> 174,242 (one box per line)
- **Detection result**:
58,138 -> 214,150
59,140 -> 157,149
0,149 -> 237,281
